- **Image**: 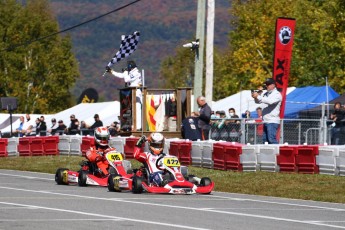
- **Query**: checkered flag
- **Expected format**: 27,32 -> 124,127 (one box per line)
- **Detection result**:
107,31 -> 140,67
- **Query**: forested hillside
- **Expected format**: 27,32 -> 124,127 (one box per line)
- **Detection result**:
50,0 -> 231,101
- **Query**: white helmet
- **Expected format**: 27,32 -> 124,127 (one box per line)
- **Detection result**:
147,132 -> 165,155
94,127 -> 110,146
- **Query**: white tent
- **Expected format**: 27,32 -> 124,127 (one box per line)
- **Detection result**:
211,87 -> 296,117
0,101 -> 120,134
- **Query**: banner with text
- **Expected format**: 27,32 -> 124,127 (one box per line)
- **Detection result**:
273,17 -> 296,119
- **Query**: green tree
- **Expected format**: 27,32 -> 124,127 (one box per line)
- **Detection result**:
0,0 -> 79,113
161,0 -> 345,100
160,46 -> 195,88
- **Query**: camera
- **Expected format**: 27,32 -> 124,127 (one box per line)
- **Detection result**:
251,89 -> 262,94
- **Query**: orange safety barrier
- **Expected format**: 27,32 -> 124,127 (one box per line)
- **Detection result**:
81,136 -> 95,157
277,145 -> 298,172
124,137 -> 141,159
43,136 -> 59,155
296,145 -> 319,174
169,141 -> 192,165
18,137 -> 32,156
0,138 -> 8,157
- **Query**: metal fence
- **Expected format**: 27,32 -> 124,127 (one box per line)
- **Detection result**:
209,117 -> 332,145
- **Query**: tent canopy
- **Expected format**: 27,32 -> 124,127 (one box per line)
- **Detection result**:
0,101 -> 120,133
298,93 -> 345,119
212,87 -> 296,117
212,86 -> 339,119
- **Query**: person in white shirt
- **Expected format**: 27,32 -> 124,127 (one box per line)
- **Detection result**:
251,78 -> 282,144
106,60 -> 142,130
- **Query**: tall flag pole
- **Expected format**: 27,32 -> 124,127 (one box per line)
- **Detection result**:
273,18 -> 296,142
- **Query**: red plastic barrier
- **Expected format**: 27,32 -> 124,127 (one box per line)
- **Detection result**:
224,143 -> 243,171
124,137 -> 141,159
169,142 -> 180,158
296,145 -> 319,174
18,137 -> 32,156
169,141 -> 192,165
213,142 -> 243,171
43,136 -> 59,155
31,138 -> 45,156
212,143 -> 226,170
81,136 -> 95,157
277,145 -> 298,172
0,138 -> 8,157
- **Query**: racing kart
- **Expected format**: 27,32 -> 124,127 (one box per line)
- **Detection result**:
55,149 -> 133,190
127,154 -> 215,195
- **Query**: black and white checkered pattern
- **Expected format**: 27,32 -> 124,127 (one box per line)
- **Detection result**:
107,31 -> 140,67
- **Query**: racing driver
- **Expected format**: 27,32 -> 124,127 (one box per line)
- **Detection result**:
134,132 -> 167,186
85,126 -> 115,176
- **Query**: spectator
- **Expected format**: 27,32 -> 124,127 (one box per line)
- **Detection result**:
89,114 -> 103,130
36,115 -> 47,136
14,116 -> 25,137
227,108 -> 240,124
22,114 -> 35,136
330,102 -> 344,145
80,120 -> 91,136
67,114 -> 79,135
53,120 -> 67,135
48,118 -> 58,135
252,78 -> 282,144
108,121 -> 120,136
195,96 -> 212,140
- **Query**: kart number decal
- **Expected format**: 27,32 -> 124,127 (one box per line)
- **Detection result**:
163,157 -> 180,167
106,152 -> 123,161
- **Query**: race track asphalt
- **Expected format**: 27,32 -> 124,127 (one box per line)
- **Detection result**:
0,169 -> 345,230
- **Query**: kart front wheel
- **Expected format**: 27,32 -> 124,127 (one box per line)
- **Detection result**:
200,177 -> 211,187
55,168 -> 69,185
78,170 -> 88,187
108,173 -> 121,192
132,176 -> 143,194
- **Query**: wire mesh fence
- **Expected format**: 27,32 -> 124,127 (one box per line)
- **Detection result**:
209,118 -> 333,145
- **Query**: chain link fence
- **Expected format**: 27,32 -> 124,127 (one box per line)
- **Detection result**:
209,117 -> 333,145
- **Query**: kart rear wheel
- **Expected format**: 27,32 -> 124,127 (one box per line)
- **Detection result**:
200,177 -> 211,187
55,168 -> 69,185
78,170 -> 88,187
108,173 -> 121,192
132,176 -> 143,194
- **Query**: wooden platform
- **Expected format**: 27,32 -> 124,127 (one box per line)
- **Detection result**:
120,131 -> 182,139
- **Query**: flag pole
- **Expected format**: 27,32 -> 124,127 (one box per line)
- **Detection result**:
141,69 -> 145,136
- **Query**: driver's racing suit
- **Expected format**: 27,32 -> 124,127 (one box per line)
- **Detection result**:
133,146 -> 165,186
86,146 -> 116,175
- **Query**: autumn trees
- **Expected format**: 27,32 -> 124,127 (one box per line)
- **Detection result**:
161,0 -> 345,101
0,0 -> 79,113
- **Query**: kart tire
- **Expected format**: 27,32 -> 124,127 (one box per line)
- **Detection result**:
108,166 -> 116,175
200,177 -> 211,187
78,170 -> 88,187
108,173 -> 121,192
55,168 -> 69,185
132,176 -> 143,194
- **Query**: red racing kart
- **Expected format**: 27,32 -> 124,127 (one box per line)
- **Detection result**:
55,149 -> 133,191
123,154 -> 214,195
